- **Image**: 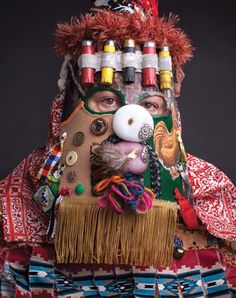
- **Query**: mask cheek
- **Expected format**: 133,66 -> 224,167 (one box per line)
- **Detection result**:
59,107 -> 114,197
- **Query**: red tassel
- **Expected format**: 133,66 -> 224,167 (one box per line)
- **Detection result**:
149,0 -> 158,18
174,188 -> 198,229
59,187 -> 72,196
136,0 -> 158,18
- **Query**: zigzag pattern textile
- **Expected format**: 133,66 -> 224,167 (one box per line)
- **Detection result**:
1,245 -> 236,297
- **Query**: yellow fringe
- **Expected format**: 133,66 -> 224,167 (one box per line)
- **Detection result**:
228,241 -> 236,251
55,200 -> 179,266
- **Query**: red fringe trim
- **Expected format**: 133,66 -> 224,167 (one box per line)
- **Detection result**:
55,11 -> 193,67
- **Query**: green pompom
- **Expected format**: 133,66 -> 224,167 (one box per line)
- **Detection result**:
75,184 -> 85,195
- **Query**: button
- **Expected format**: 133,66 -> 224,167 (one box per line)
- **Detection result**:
73,132 -> 85,146
66,151 -> 78,166
67,171 -> 78,183
91,118 -> 108,136
75,184 -> 85,195
173,247 -> 185,259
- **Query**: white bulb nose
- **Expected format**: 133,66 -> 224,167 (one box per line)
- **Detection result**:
113,104 -> 154,142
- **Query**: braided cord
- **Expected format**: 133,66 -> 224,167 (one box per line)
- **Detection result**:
68,62 -> 85,97
146,144 -> 161,198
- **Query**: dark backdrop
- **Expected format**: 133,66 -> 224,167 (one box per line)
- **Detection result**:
0,1 -> 235,183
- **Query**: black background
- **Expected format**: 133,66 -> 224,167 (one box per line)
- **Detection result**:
0,1 -> 235,183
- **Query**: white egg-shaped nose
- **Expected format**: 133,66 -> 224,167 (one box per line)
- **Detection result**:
113,104 -> 154,142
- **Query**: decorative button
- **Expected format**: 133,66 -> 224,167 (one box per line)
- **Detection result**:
173,247 -> 185,259
173,235 -> 184,259
138,124 -> 153,141
66,151 -> 78,166
67,170 -> 78,183
91,118 -> 108,136
73,132 -> 85,146
75,184 -> 85,195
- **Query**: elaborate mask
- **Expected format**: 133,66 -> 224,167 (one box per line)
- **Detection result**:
35,1 -> 195,266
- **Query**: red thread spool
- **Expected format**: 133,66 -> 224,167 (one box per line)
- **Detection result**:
142,41 -> 157,87
81,40 -> 95,85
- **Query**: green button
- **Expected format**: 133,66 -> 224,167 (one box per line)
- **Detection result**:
75,184 -> 85,195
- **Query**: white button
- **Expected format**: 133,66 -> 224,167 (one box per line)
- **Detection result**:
66,151 -> 78,166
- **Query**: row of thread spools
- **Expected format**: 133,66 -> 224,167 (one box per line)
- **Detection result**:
78,39 -> 173,90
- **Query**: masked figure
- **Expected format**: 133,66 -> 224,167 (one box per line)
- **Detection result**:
0,1 -> 236,297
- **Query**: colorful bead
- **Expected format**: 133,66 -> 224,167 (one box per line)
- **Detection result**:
75,184 -> 85,195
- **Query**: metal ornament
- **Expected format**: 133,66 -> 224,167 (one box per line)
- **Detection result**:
91,118 -> 108,135
138,124 -> 153,142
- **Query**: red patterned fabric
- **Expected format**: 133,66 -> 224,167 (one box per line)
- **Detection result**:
0,92 -> 235,244
187,154 -> 236,241
0,92 -> 64,243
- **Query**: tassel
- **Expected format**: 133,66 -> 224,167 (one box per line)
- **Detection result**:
174,188 -> 198,229
36,132 -> 67,181
54,198 -> 179,266
138,0 -> 158,18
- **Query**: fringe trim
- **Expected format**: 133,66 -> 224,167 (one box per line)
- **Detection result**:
55,200 -> 179,266
228,241 -> 236,251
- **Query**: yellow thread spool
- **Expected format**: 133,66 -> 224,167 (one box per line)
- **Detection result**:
160,70 -> 172,90
101,40 -> 116,85
159,46 -> 172,91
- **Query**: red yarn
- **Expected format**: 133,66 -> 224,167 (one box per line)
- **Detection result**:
59,187 -> 72,196
137,0 -> 158,18
149,0 -> 158,18
55,11 -> 193,67
174,188 -> 198,229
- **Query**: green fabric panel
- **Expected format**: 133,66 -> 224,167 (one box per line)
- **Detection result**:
143,113 -> 182,202
50,182 -> 59,197
153,113 -> 173,132
160,166 -> 182,202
